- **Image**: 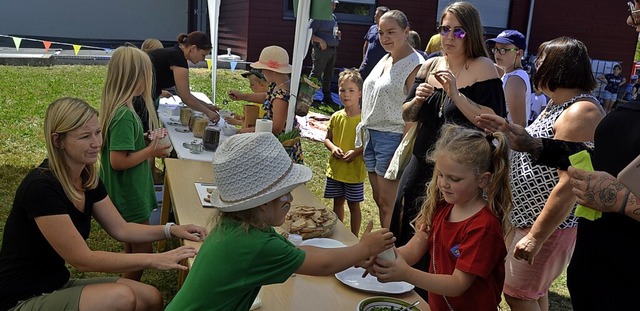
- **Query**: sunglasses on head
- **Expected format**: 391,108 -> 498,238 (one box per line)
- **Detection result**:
438,25 -> 466,39
491,47 -> 519,55
629,1 -> 640,26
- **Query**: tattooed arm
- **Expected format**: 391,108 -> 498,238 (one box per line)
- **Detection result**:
568,167 -> 640,222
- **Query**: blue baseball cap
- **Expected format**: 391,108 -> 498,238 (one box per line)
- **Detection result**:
486,30 -> 526,50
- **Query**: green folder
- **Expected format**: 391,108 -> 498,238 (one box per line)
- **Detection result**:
569,150 -> 601,220
293,0 -> 333,20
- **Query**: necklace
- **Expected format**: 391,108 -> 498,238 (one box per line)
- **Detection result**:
439,59 -> 467,118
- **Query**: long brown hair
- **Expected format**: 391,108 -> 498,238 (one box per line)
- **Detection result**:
440,1 -> 489,59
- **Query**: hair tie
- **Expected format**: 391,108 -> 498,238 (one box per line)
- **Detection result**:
485,134 -> 497,151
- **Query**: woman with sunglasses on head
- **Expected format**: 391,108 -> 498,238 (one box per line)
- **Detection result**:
356,9 -> 424,230
486,30 -> 532,127
391,1 -> 506,257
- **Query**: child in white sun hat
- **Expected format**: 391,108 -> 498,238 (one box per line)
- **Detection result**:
166,132 -> 396,311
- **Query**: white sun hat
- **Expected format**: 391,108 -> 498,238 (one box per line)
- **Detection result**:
209,132 -> 312,212
250,46 -> 293,74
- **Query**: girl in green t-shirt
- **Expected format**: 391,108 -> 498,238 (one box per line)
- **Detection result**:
99,46 -> 172,281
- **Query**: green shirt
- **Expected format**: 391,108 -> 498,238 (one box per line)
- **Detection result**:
166,219 -> 306,311
100,105 -> 155,223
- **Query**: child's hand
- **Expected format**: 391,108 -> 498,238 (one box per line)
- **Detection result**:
150,142 -> 172,158
331,147 -> 345,159
373,249 -> 409,283
359,221 -> 396,258
228,90 -> 242,101
224,116 -> 243,126
356,256 -> 377,278
343,150 -> 357,162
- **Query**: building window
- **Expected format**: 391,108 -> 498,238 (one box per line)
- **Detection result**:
437,0 -> 510,35
284,0 -> 375,25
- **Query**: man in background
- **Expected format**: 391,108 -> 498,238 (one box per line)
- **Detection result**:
310,0 -> 341,110
358,6 -> 389,80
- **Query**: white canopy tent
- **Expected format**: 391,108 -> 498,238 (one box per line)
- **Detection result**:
207,0 -> 312,132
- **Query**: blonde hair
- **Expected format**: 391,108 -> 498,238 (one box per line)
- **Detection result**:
44,97 -> 100,202
100,46 -> 157,143
425,34 -> 441,54
414,124 -> 512,235
338,68 -> 363,91
141,38 -> 163,52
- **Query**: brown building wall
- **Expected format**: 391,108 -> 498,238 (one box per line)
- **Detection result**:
218,0 -> 637,78
218,1 -> 441,70
527,0 -> 636,75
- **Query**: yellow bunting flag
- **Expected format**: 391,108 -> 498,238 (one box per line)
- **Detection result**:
43,41 -> 52,52
12,37 -> 22,51
206,59 -> 212,70
73,44 -> 82,56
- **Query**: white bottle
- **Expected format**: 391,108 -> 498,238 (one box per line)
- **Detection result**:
377,247 -> 396,261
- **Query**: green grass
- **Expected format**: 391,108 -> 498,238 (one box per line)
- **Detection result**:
0,65 -> 572,309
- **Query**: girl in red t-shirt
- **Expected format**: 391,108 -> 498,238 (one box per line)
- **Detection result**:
370,124 -> 512,311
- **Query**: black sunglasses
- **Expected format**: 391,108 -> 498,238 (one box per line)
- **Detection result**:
491,47 -> 519,55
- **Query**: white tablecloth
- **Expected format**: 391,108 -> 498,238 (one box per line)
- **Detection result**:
158,92 -> 231,162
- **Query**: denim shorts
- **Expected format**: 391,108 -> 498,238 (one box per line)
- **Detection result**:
363,129 -> 403,176
602,90 -> 617,101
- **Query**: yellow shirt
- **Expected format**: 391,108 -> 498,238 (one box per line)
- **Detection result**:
326,110 -> 367,183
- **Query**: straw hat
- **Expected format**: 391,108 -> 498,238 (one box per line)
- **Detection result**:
209,132 -> 311,212
250,46 -> 292,74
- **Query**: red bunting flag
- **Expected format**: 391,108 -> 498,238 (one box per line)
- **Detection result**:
43,41 -> 52,52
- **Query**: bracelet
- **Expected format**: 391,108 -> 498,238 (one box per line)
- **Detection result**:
164,222 -> 175,239
619,191 -> 631,215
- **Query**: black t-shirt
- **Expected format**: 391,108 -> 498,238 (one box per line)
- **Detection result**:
410,78 -> 506,162
567,100 -> 640,309
147,45 -> 189,99
0,160 -> 108,311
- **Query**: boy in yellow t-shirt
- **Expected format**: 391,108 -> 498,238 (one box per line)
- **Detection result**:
324,69 -> 366,236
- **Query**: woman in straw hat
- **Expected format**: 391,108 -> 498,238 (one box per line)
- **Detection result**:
166,132 -> 395,311
0,97 -> 207,311
230,45 -> 304,163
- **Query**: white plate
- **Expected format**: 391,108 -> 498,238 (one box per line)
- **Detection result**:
300,238 -> 346,248
194,182 -> 216,207
169,116 -> 180,122
335,267 -> 414,295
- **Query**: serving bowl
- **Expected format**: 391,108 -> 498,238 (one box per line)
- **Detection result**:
283,205 -> 337,239
357,296 -> 421,311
